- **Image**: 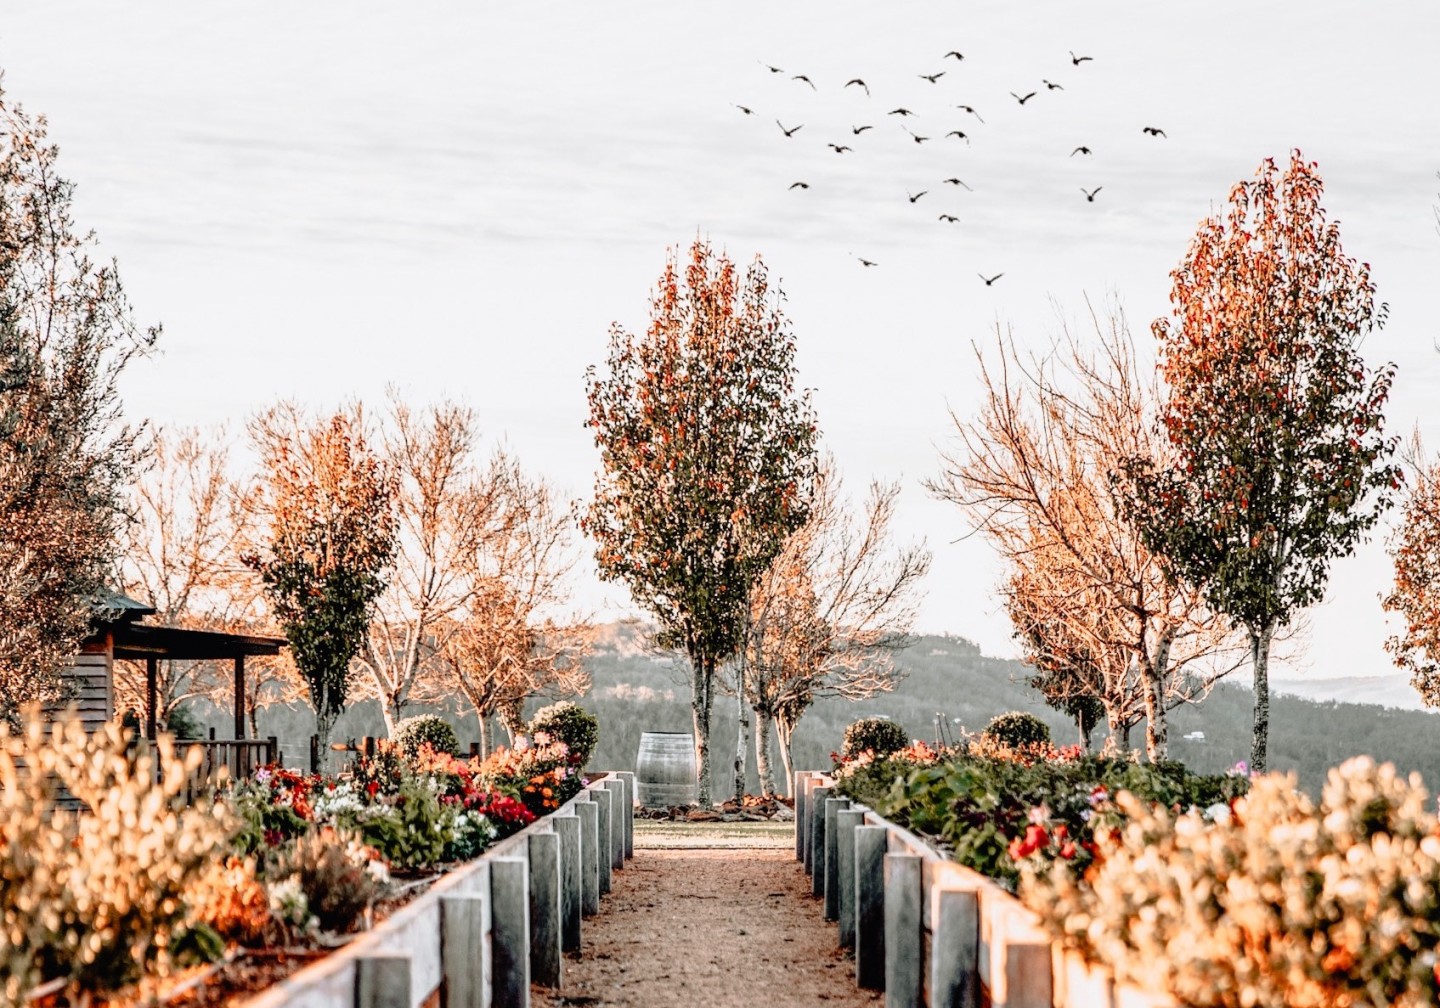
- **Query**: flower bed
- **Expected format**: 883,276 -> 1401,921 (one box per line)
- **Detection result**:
829,734 -> 1440,1006
1,718 -> 593,1007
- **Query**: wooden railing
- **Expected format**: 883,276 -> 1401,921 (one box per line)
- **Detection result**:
174,737 -> 277,801
794,770 -> 1177,1008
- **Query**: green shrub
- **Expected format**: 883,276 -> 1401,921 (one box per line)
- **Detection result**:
982,711 -> 1051,748
527,701 -> 599,766
272,829 -> 380,933
392,714 -> 458,759
359,775 -> 448,871
841,717 -> 910,760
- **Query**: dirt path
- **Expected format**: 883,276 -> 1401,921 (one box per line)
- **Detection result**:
532,847 -> 880,1007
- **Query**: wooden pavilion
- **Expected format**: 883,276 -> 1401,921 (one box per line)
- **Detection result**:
49,591 -> 290,774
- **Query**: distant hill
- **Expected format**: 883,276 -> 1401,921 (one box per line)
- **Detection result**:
195,622 -> 1440,798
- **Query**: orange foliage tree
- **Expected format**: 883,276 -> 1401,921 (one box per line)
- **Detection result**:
583,239 -> 818,805
245,406 -> 397,765
1124,152 -> 1400,772
1383,435 -> 1440,706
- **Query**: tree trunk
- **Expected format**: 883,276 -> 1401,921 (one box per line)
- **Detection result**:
1249,620 -> 1276,774
755,707 -> 776,797
692,656 -> 714,807
499,698 -> 526,745
477,715 -> 489,760
313,706 -> 338,775
774,714 -> 796,796
1141,666 -> 1166,763
1075,712 -> 1088,751
732,666 -> 750,803
383,692 -> 405,737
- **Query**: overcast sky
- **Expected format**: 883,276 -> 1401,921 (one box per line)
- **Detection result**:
3,2 -> 1438,683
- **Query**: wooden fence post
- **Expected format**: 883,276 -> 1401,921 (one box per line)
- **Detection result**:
528,832 -> 562,988
836,808 -> 866,949
824,796 -> 851,921
440,894 -> 491,1008
489,856 -> 530,1008
884,852 -> 923,1008
354,955 -> 410,1008
855,824 -> 888,991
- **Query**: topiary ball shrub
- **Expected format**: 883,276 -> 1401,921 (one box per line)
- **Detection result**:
982,710 -> 1051,749
392,714 -> 458,759
841,717 -> 910,760
528,701 -> 599,767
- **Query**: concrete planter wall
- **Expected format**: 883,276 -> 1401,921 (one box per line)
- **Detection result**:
242,771 -> 635,1008
795,771 -> 1176,1008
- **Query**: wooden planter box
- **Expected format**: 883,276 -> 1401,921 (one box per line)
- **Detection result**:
794,771 -> 1175,1008
239,771 -> 635,1008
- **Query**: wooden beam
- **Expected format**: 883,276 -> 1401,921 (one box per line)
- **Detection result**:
233,657 -> 246,740
145,657 -> 158,740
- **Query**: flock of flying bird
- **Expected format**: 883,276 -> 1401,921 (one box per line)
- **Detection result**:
734,49 -> 1170,281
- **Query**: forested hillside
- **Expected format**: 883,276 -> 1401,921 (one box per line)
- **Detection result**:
189,622 -> 1440,797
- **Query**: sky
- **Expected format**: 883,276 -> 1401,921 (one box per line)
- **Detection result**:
2,2 -> 1438,684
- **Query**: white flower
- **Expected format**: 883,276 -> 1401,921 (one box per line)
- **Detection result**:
1204,803 -> 1232,826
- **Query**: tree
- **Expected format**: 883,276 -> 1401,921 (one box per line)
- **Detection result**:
0,86 -> 156,723
356,396 -> 510,733
1383,434 -> 1440,705
744,464 -> 930,795
244,405 -> 397,766
583,239 -> 818,805
1125,152 -> 1400,772
437,460 -> 589,755
114,426 -> 282,727
931,305 -> 1239,761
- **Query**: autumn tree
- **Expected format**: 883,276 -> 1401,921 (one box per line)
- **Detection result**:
744,464 -> 930,795
583,239 -> 818,805
356,396 -> 511,732
932,306 -> 1239,761
0,86 -> 157,724
245,405 -> 396,765
1124,152 -> 1400,772
438,462 -> 589,755
1382,434 -> 1440,705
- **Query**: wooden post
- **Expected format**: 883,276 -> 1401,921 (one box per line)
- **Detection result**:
355,955 -> 410,1008
824,796 -> 851,921
309,734 -> 320,774
489,856 -> 530,1008
836,808 -> 866,949
266,736 -> 278,767
616,771 -> 636,858
594,786 -> 613,895
145,657 -> 158,740
603,779 -> 626,871
794,772 -> 809,860
441,894 -> 491,1008
884,852 -> 923,1008
233,656 -> 246,740
574,798 -> 600,917
365,735 -> 377,758
554,813 -> 582,953
855,825 -> 888,991
809,785 -> 832,897
930,889 -> 980,1008
528,832 -> 562,988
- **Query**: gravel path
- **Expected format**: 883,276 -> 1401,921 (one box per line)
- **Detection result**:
531,848 -> 880,1007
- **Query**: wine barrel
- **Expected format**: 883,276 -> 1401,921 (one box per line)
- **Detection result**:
635,731 -> 699,807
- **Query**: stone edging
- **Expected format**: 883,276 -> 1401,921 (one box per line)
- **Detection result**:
794,771 -> 1176,1008
241,771 -> 636,1008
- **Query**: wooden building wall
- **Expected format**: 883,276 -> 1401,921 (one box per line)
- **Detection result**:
42,637 -> 113,732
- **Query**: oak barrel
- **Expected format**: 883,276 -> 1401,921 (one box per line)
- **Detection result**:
635,731 -> 699,806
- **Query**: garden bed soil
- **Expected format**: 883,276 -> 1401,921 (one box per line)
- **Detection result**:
531,847 -> 877,1008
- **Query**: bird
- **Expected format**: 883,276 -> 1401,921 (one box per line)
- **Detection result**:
979,272 -> 1004,286
792,74 -> 817,90
920,72 -> 945,83
844,78 -> 870,96
852,124 -> 874,134
1069,51 -> 1093,65
904,128 -> 930,144
1043,79 -> 1064,91
938,214 -> 960,223
777,120 -> 803,137
1081,186 -> 1102,202
1142,126 -> 1167,137
944,50 -> 965,60
856,256 -> 878,267
955,104 -> 985,123
734,104 -> 754,115
945,130 -> 970,143
888,107 -> 915,116
827,143 -> 853,153
942,178 -> 974,190
1011,91 -> 1037,105
907,190 -> 929,203
1070,145 -> 1092,156
761,62 -> 784,73
789,181 -> 810,190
